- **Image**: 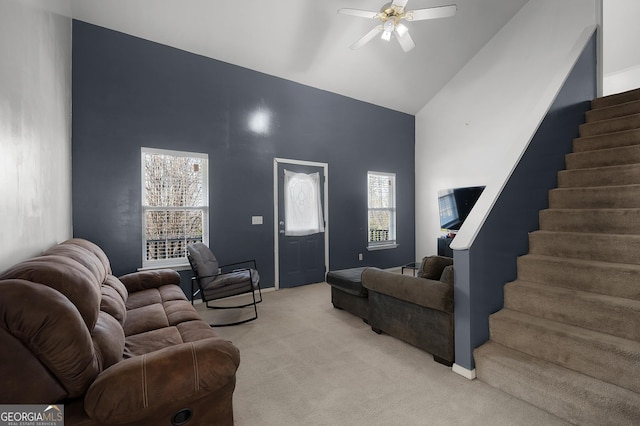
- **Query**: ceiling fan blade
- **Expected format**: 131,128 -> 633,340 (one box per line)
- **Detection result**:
406,4 -> 457,21
394,28 -> 416,52
350,26 -> 383,50
391,0 -> 409,8
337,8 -> 379,19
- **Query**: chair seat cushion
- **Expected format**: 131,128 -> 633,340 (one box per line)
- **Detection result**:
326,267 -> 368,297
204,269 -> 258,290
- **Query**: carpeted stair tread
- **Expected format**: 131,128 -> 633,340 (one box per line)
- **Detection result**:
573,128 -> 640,152
579,113 -> 640,137
503,281 -> 640,342
474,341 -> 640,426
517,254 -> 640,301
586,99 -> 640,123
549,184 -> 640,209
591,87 -> 640,110
489,309 -> 640,393
557,162 -> 640,187
566,143 -> 640,169
528,230 -> 640,265
539,208 -> 640,234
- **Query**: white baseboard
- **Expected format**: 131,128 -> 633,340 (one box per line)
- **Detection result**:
452,363 -> 476,380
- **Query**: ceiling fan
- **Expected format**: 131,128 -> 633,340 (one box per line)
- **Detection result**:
338,0 -> 457,52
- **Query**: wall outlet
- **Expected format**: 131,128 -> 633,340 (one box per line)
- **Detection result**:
251,215 -> 263,225
358,253 -> 363,261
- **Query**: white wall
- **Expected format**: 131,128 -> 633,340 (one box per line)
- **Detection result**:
415,0 -> 598,259
604,65 -> 640,96
603,0 -> 640,95
0,0 -> 72,272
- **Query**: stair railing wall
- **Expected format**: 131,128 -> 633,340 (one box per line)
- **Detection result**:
453,33 -> 598,373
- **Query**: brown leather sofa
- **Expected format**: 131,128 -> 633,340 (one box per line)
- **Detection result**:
0,238 -> 240,426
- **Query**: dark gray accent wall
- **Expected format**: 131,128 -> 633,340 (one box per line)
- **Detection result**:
453,33 -> 597,370
72,21 -> 415,294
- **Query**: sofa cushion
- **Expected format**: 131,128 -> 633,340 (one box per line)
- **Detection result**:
43,242 -> 108,283
60,238 -> 113,275
124,304 -> 170,336
103,275 -> 128,303
164,299 -> 206,325
0,279 -> 102,399
440,265 -> 455,285
0,256 -> 102,329
124,327 -> 184,357
101,284 -> 127,325
92,311 -> 126,369
176,320 -> 221,342
418,255 -> 454,279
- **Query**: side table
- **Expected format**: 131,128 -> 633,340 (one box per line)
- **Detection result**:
401,261 -> 420,276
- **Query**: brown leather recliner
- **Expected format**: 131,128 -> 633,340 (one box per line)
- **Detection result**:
0,238 -> 240,426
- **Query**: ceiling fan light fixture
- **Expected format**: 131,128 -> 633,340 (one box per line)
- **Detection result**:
396,23 -> 408,37
381,19 -> 394,41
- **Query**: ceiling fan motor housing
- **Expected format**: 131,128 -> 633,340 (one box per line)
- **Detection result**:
379,3 -> 406,23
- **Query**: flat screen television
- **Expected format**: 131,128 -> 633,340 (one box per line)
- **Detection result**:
438,186 -> 485,232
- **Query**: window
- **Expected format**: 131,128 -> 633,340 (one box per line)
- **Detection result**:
141,148 -> 208,268
284,169 -> 324,236
367,171 -> 397,249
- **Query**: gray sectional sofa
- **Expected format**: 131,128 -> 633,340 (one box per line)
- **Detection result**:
327,256 -> 455,366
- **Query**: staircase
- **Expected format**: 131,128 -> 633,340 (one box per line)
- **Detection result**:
474,87 -> 640,425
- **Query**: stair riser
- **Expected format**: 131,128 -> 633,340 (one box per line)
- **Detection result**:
475,343 -> 640,426
528,232 -> 640,265
591,88 -> 640,109
558,164 -> 640,188
579,114 -> 640,137
490,311 -> 640,393
539,209 -> 640,235
566,144 -> 640,169
586,100 -> 640,123
517,255 -> 640,301
573,129 -> 640,152
549,186 -> 640,209
504,282 -> 640,342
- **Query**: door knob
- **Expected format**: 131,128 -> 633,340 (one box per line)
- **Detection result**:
279,230 -> 285,234
279,221 -> 285,226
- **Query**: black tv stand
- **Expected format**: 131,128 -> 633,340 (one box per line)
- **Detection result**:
438,236 -> 454,257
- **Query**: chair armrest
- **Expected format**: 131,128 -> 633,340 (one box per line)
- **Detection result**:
118,269 -> 181,293
220,259 -> 257,273
84,337 -> 240,424
362,268 -> 454,313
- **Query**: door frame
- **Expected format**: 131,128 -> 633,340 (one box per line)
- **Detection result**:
273,157 -> 329,289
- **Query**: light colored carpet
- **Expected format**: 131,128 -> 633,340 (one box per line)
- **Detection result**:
196,283 -> 567,426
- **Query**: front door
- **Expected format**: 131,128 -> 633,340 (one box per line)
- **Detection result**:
275,159 -> 327,288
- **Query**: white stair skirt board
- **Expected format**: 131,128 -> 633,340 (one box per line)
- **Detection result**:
453,363 -> 477,380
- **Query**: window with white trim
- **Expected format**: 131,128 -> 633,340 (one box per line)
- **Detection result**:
367,171 -> 397,249
141,147 -> 208,268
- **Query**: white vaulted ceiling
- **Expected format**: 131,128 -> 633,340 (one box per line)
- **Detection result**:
70,0 -> 530,114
